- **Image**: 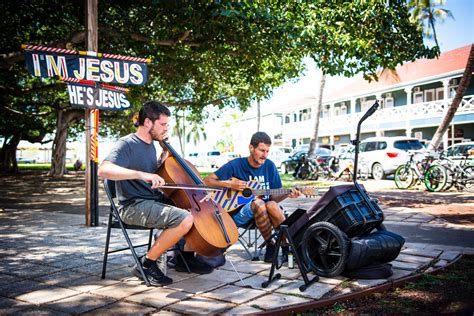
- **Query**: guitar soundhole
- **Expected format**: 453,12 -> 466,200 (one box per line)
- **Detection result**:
242,188 -> 252,198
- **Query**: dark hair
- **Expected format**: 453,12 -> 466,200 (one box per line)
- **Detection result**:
137,101 -> 171,126
250,132 -> 272,147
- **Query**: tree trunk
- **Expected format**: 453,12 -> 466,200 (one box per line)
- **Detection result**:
428,44 -> 474,151
48,109 -> 82,177
308,72 -> 326,158
257,98 -> 261,132
0,133 -> 21,174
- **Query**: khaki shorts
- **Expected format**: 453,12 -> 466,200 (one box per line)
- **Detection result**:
120,199 -> 189,229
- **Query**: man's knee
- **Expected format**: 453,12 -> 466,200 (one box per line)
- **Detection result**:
177,214 -> 193,233
251,199 -> 267,214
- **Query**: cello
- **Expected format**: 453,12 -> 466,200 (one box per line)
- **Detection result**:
157,141 -> 238,257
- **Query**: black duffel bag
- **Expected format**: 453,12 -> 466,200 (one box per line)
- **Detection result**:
345,230 -> 405,271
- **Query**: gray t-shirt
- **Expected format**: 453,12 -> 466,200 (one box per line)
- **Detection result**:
105,133 -> 163,205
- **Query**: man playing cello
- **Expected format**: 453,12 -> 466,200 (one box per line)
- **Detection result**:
98,101 -> 213,286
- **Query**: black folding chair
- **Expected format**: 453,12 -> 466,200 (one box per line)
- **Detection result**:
236,219 -> 262,261
101,179 -> 154,286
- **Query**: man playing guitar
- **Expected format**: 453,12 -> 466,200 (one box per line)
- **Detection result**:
204,132 -> 300,262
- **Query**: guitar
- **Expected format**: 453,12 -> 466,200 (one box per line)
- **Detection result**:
211,177 -> 322,213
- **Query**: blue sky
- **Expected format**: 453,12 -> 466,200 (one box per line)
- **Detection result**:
265,0 -> 474,105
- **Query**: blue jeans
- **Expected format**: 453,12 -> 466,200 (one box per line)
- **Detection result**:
232,201 -> 254,226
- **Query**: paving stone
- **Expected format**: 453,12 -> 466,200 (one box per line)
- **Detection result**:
410,214 -> 435,222
45,293 -> 117,314
53,275 -> 120,293
439,250 -> 462,262
15,286 -> 80,305
258,266 -> 302,279
391,260 -> 425,271
0,296 -> 33,314
246,292 -> 311,311
87,300 -> 157,315
0,279 -> 51,298
200,284 -> 266,304
219,260 -> 268,274
234,274 -> 289,291
167,296 -> 235,314
10,306 -> 71,316
165,275 -> 223,294
125,287 -> 192,309
389,268 -> 414,280
396,253 -> 435,264
149,309 -> 184,315
433,259 -> 449,268
401,244 -> 442,258
351,278 -> 389,288
318,275 -> 347,285
196,268 -> 252,284
276,280 -> 336,299
90,281 -> 150,300
164,269 -> 198,283
223,304 -> 263,315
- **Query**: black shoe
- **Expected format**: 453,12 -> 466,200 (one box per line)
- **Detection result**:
133,261 -> 173,286
264,242 -> 277,263
175,254 -> 213,274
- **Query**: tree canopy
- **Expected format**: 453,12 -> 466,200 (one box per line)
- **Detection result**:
0,0 -> 438,174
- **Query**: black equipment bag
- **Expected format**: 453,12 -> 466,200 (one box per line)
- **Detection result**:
343,263 -> 393,279
345,230 -> 405,271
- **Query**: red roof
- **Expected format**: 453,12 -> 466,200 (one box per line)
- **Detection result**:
325,44 -> 472,101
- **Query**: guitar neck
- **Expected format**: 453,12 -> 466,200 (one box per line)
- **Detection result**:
251,188 -> 291,196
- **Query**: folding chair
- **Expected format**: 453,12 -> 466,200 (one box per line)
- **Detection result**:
101,179 -> 154,286
236,219 -> 262,261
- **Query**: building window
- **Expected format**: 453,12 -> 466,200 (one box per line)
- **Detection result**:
414,91 -> 423,103
285,114 -> 290,124
436,88 -> 444,100
424,89 -> 435,102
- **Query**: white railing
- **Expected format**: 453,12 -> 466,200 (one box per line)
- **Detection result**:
318,94 -> 474,133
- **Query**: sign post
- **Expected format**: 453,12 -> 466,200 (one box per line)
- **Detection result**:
86,0 -> 99,226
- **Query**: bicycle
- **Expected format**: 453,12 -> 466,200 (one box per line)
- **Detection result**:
394,151 -> 434,189
424,153 -> 474,193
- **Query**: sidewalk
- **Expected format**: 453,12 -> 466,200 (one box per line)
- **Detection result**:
1,195 -> 472,315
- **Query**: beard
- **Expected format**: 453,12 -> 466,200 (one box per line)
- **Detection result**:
149,128 -> 162,141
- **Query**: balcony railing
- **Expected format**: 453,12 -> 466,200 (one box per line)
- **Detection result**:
318,94 -> 474,133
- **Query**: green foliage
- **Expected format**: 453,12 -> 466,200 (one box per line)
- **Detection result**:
1,1 -> 437,172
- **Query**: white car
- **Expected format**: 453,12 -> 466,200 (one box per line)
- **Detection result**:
358,136 -> 425,180
215,152 -> 241,168
268,149 -> 289,168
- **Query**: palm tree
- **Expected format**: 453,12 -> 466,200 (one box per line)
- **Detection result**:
308,72 -> 326,158
186,121 -> 207,146
428,44 -> 474,151
409,0 -> 454,47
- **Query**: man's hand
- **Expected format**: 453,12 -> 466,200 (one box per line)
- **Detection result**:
288,188 -> 302,199
228,178 -> 247,191
141,172 -> 166,189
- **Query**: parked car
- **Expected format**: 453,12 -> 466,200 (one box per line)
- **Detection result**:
16,157 -> 36,164
358,136 -> 425,180
280,147 -> 332,174
186,152 -> 209,168
206,150 -> 222,168
445,141 -> 474,165
215,152 -> 241,168
268,149 -> 289,168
